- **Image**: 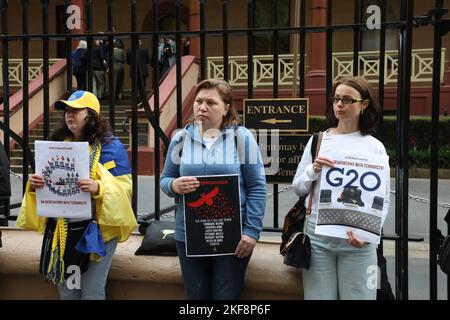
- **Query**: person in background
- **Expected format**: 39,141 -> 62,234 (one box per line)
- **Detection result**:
112,41 -> 125,100
157,37 -> 166,81
111,25 -> 124,50
92,38 -> 107,99
292,76 -> 390,300
0,140 -> 11,240
16,90 -> 137,300
162,37 -> 176,69
97,31 -> 108,61
126,39 -> 151,90
71,40 -> 87,90
160,79 -> 267,299
181,37 -> 190,56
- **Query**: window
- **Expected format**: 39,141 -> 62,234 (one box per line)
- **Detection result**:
253,0 -> 290,54
361,0 -> 400,51
138,123 -> 149,147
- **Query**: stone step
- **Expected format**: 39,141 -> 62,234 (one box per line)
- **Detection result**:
36,112 -> 129,119
47,110 -> 130,118
33,121 -> 129,132
11,97 -> 143,172
38,115 -> 130,122
44,106 -> 130,115
9,157 -> 33,166
99,104 -> 132,109
24,136 -> 129,145
11,137 -> 130,157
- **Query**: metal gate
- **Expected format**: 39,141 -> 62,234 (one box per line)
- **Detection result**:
1,0 -> 449,300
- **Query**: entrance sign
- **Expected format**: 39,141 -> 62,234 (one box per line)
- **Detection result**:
184,174 -> 241,257
316,150 -> 390,244
35,141 -> 91,219
243,98 -> 309,133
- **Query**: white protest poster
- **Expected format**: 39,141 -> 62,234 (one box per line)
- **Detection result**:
316,150 -> 389,244
35,141 -> 91,219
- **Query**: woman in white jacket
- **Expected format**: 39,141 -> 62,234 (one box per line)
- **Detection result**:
292,76 -> 390,300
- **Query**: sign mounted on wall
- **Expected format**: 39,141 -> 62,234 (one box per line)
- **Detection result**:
243,98 -> 309,133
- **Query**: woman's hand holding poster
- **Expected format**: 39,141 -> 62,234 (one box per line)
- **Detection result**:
316,150 -> 389,244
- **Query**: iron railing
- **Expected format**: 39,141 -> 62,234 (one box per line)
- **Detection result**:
0,59 -> 60,87
0,0 -> 449,300
206,48 -> 447,87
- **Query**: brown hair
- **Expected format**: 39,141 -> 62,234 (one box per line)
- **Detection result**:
189,79 -> 241,129
50,109 -> 113,144
326,76 -> 381,135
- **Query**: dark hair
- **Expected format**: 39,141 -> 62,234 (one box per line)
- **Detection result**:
50,109 -> 112,144
326,76 -> 380,135
189,79 -> 240,128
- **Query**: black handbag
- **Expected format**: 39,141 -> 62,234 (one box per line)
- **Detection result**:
438,235 -> 450,275
280,192 -> 312,269
39,219 -> 91,279
282,230 -> 311,269
0,141 -> 11,199
135,220 -> 177,256
280,132 -> 322,269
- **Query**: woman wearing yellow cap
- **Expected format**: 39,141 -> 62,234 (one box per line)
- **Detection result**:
16,90 -> 137,300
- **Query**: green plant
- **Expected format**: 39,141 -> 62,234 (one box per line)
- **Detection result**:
308,116 -> 450,168
385,146 -> 450,169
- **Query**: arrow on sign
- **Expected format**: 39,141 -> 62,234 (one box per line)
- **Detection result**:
260,118 -> 292,125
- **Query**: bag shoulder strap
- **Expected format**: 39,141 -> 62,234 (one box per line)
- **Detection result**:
310,132 -> 318,159
306,131 -> 323,213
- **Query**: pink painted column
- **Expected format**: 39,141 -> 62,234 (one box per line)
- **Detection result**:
189,0 -> 200,59
306,0 -> 328,88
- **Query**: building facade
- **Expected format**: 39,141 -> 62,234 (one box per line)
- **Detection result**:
1,0 -> 450,115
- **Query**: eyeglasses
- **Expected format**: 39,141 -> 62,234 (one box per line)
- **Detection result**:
329,96 -> 364,105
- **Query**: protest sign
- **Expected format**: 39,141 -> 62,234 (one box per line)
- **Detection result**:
316,150 -> 390,244
184,174 -> 241,256
35,141 -> 91,219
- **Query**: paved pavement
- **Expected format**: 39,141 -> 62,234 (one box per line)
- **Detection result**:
6,174 -> 450,300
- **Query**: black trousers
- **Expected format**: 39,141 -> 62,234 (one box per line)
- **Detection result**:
74,73 -> 86,91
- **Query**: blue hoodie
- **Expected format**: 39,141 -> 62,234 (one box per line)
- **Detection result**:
160,123 -> 267,242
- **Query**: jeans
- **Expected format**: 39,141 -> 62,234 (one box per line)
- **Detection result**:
58,237 -> 118,300
93,71 -> 105,99
176,241 -> 251,300
302,221 -> 377,300
112,65 -> 124,99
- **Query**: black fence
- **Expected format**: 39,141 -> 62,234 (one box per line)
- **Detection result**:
1,0 -> 449,300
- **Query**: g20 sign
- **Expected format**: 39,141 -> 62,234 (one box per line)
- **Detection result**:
325,167 -> 381,192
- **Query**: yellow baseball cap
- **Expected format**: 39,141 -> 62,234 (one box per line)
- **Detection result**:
55,90 -> 100,114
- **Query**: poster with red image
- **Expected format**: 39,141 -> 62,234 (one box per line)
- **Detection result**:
183,174 -> 241,257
